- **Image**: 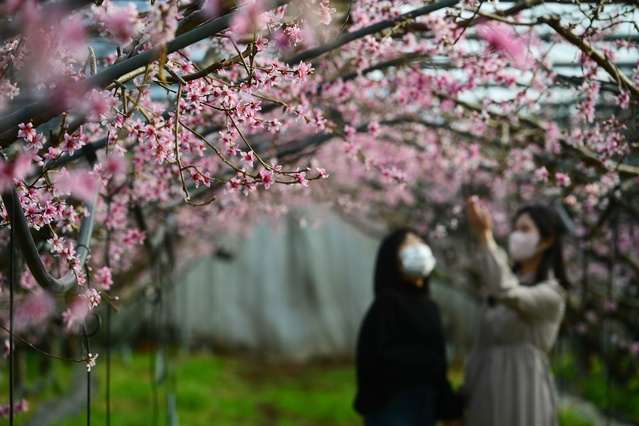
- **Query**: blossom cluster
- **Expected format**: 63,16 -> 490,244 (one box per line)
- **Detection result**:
0,0 -> 637,374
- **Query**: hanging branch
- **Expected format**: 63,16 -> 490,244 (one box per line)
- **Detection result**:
0,0 -> 293,148
47,51 -> 431,172
0,0 -> 94,42
166,43 -> 257,83
284,0 -> 461,65
0,324 -> 94,364
447,96 -> 639,178
539,14 -> 639,99
0,186 -> 98,293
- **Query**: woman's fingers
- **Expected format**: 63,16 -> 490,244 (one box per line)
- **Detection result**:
467,197 -> 493,232
466,197 -> 483,229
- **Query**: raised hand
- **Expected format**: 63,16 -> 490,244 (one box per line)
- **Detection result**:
466,197 -> 494,245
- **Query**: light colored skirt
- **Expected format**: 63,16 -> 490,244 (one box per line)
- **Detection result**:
464,344 -> 559,426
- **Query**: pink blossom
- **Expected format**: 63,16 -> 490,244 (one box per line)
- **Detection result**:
285,25 -> 303,46
146,1 -> 179,46
367,121 -> 380,136
343,141 -> 358,159
225,177 -> 242,193
575,323 -> 588,335
102,156 -> 128,176
60,241 -> 76,261
202,0 -> 221,18
62,308 -> 75,330
94,1 -> 142,45
190,170 -> 212,188
475,20 -> 530,69
533,167 -> 549,182
2,0 -> 25,14
24,133 -> 44,153
0,399 -> 28,418
43,147 -> 62,163
84,90 -> 118,123
15,399 -> 28,414
241,151 -> 255,169
259,169 -> 275,189
47,234 -> 65,254
241,178 -> 256,196
545,122 -> 561,153
62,298 -> 90,331
12,290 -> 57,333
616,92 -> 630,109
316,167 -> 329,179
95,266 -> 113,291
3,340 -> 10,359
294,172 -> 309,187
122,229 -> 146,247
17,122 -> 37,142
86,353 -> 99,372
555,172 -> 571,187
54,169 -> 99,202
255,35 -> 268,52
80,288 -> 101,310
0,154 -> 32,192
603,299 -> 618,313
61,131 -> 86,157
316,3 -> 337,25
231,0 -> 267,35
295,61 -> 314,82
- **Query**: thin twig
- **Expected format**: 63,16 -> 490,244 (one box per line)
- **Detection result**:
0,324 -> 87,363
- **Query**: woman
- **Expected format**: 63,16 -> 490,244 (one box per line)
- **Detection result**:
354,228 -> 464,426
464,198 -> 568,426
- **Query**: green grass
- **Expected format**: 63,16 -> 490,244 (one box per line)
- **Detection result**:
553,352 -> 639,423
52,349 -> 361,426
558,409 -> 596,426
0,348 -> 628,425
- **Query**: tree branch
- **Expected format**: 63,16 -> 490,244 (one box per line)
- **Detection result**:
0,186 -> 98,293
450,96 -> 639,178
539,14 -> 639,99
168,43 -> 257,83
284,0 -> 460,65
0,0 -> 94,42
0,0 -> 292,148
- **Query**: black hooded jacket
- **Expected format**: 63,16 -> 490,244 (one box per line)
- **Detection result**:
353,280 -> 463,419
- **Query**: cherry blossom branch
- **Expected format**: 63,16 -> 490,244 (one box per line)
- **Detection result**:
404,114 -> 625,188
449,96 -> 639,178
132,203 -> 167,256
0,0 -> 94,42
539,14 -> 639,99
0,185 -> 99,293
284,0 -> 460,65
179,122 -> 245,174
0,324 -> 89,363
226,114 -> 272,171
174,85 -> 193,204
468,10 -> 538,27
585,247 -> 639,285
170,91 -> 219,207
495,0 -> 544,17
167,44 -> 257,83
0,0 -> 293,148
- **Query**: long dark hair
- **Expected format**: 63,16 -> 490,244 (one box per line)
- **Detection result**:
373,228 -> 430,297
513,205 -> 570,289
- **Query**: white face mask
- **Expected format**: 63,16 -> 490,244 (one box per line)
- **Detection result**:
399,244 -> 437,278
508,231 -> 540,262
